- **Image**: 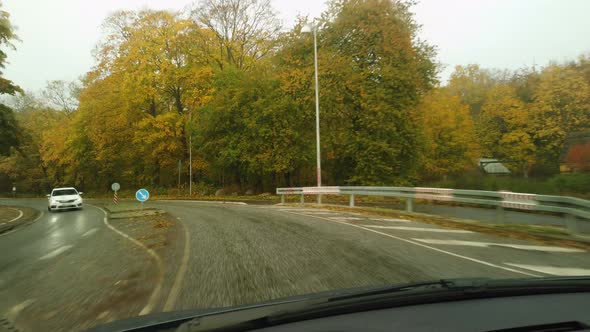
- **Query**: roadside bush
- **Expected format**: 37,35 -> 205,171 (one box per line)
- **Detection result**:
424,173 -> 590,198
548,173 -> 590,195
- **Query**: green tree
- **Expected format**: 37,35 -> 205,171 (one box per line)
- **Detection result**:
292,0 -> 437,185
0,3 -> 21,156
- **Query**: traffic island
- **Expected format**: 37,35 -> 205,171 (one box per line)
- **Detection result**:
0,205 -> 41,234
90,201 -> 186,319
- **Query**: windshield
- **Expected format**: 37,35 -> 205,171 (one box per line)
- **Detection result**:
1,0 -> 590,331
51,189 -> 78,196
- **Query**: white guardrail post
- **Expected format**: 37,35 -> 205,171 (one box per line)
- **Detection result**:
405,198 -> 413,212
276,186 -> 590,234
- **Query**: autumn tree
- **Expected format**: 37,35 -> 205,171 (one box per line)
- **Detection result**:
478,85 -> 535,177
41,80 -> 80,114
192,0 -> 282,70
529,65 -> 590,173
415,89 -> 480,179
447,64 -> 497,118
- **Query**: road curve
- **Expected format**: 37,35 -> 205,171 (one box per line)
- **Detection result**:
149,201 -> 590,312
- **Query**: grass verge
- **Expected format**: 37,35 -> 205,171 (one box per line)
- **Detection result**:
287,203 -> 590,250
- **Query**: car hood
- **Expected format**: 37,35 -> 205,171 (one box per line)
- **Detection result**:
87,277 -> 590,332
51,195 -> 80,201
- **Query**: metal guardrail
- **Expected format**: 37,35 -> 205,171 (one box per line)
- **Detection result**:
276,186 -> 590,234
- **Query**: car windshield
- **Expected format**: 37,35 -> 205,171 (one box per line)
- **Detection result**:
52,189 -> 78,196
1,0 -> 590,331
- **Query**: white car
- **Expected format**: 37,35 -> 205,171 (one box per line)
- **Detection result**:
47,187 -> 83,212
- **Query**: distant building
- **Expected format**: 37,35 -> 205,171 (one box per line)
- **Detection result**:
479,158 -> 511,175
560,130 -> 590,173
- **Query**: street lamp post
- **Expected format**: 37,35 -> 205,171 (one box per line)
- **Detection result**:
302,23 -> 322,204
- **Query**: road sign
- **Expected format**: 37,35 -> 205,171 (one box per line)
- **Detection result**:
135,189 -> 149,202
111,182 -> 120,191
12,187 -> 16,192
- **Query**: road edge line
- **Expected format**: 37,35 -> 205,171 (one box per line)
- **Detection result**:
283,210 -> 542,277
155,200 -> 247,206
163,218 -> 190,311
90,204 -> 165,316
0,208 -> 24,225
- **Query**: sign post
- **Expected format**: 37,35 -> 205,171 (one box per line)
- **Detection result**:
111,182 -> 120,205
135,188 -> 149,210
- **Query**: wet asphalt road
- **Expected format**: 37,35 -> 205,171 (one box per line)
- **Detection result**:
148,201 -> 590,311
1,199 -> 590,331
0,199 -> 157,332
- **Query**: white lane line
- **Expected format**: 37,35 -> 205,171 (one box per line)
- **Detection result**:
90,205 -> 164,316
6,299 -> 36,321
361,226 -> 473,234
301,212 -> 339,215
0,208 -> 24,225
0,211 -> 44,238
370,218 -> 410,223
328,216 -> 363,220
278,209 -> 329,212
155,200 -> 247,205
505,263 -> 590,276
412,239 -> 585,253
82,228 -> 98,237
40,245 -> 73,260
283,210 -> 540,277
163,218 -> 191,311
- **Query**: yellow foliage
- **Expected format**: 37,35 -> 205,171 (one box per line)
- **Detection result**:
416,89 -> 481,178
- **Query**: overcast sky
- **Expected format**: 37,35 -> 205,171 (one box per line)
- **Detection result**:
2,0 -> 590,93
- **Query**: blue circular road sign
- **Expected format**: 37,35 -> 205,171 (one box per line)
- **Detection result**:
135,188 -> 149,202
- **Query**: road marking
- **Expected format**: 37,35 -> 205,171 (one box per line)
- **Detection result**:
39,245 -> 73,260
33,211 -> 44,222
284,210 -> 541,277
155,200 -> 247,206
361,225 -> 473,234
301,212 -> 339,215
278,208 -> 328,212
82,228 -> 98,237
90,204 -> 164,316
412,239 -> 585,253
370,218 -> 410,223
164,217 -> 191,311
328,216 -> 363,220
6,299 -> 36,321
504,263 -> 590,276
0,208 -> 24,225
